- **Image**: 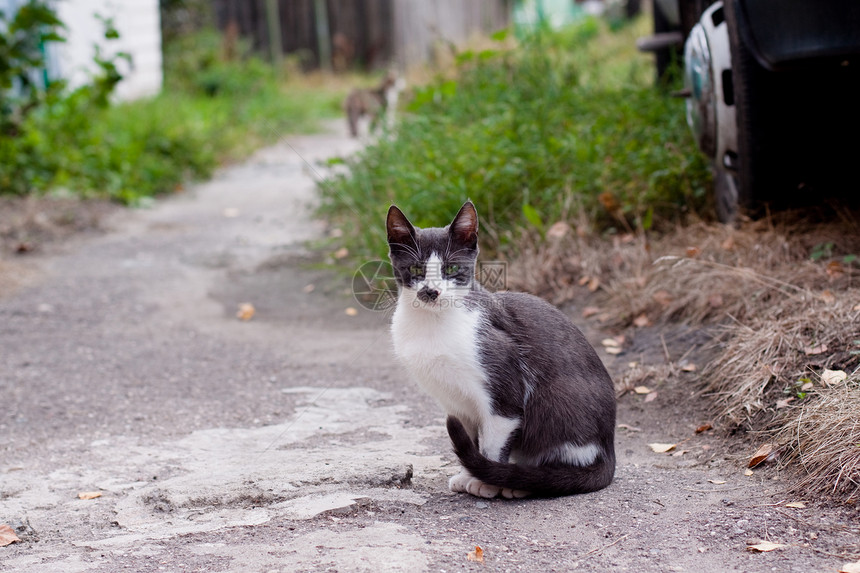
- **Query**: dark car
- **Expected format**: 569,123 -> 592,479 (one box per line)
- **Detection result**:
640,1 -> 860,222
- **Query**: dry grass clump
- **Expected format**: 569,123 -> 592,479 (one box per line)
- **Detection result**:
508,212 -> 860,327
704,292 -> 860,425
507,207 -> 860,500
774,371 -> 860,501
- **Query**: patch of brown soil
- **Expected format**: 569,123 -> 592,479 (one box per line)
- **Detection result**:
0,195 -> 118,297
0,195 -> 117,256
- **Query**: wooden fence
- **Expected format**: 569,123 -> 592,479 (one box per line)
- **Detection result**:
212,0 -> 511,70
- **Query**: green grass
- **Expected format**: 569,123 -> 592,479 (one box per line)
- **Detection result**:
36,82 -> 341,204
0,28 -> 344,204
318,16 -> 711,261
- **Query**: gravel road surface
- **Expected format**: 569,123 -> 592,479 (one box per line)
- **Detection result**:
1,124 -> 857,572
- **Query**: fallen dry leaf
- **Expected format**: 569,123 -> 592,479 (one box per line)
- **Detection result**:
695,423 -> 713,434
776,397 -> 795,409
821,369 -> 847,386
78,491 -> 102,500
634,386 -> 651,394
707,293 -> 724,308
820,290 -> 836,304
652,290 -> 673,307
785,502 -> 806,509
587,277 -> 600,292
602,337 -> 623,355
546,221 -> 570,239
685,246 -> 701,258
0,524 -> 20,547
749,443 -> 777,468
598,191 -> 621,214
746,541 -> 787,552
578,276 -> 591,286
648,443 -> 676,454
582,306 -> 600,318
467,545 -> 484,563
708,479 -> 726,485
803,343 -> 828,356
826,260 -> 844,278
671,449 -> 689,457
680,363 -> 697,373
721,236 -> 735,251
839,561 -> 860,573
744,469 -> 754,476
344,307 -> 358,316
302,284 -> 315,293
333,247 -> 349,260
617,424 -> 641,432
644,392 -> 658,403
633,313 -> 651,328
236,303 -> 255,321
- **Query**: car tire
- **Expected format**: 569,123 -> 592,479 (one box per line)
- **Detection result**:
723,0 -> 784,216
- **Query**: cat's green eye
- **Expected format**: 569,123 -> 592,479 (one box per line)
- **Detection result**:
409,264 -> 424,276
444,264 -> 460,275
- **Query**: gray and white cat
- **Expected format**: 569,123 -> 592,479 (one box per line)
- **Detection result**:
387,201 -> 616,499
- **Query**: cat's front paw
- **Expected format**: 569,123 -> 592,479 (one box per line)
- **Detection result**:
448,470 -> 473,493
451,471 -> 501,498
500,487 -> 531,499
466,479 -> 503,499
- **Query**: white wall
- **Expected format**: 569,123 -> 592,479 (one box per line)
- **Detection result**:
52,0 -> 163,100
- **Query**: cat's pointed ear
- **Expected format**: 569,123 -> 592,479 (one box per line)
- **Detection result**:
449,201 -> 478,249
387,205 -> 417,246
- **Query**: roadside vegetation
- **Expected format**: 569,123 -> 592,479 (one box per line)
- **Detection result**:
318,16 -> 711,258
0,1 -> 343,205
320,14 -> 860,502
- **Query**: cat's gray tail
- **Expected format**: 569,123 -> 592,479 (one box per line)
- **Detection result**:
446,416 -> 614,497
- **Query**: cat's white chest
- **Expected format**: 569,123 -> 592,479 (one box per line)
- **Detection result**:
391,299 -> 488,423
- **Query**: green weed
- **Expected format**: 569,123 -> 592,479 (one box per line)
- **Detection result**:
0,9 -> 343,203
318,16 -> 711,261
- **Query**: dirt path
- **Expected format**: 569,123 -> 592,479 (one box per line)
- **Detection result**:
1,123 -> 857,572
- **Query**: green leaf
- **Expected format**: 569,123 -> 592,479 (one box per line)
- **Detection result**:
810,242 -> 834,261
641,205 -> 653,231
522,203 -> 544,231
843,254 -> 857,264
455,50 -> 475,65
439,80 -> 457,99
490,28 -> 510,42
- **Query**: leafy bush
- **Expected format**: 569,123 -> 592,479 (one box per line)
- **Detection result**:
319,17 -> 711,260
0,0 -> 65,137
0,2 -> 342,203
